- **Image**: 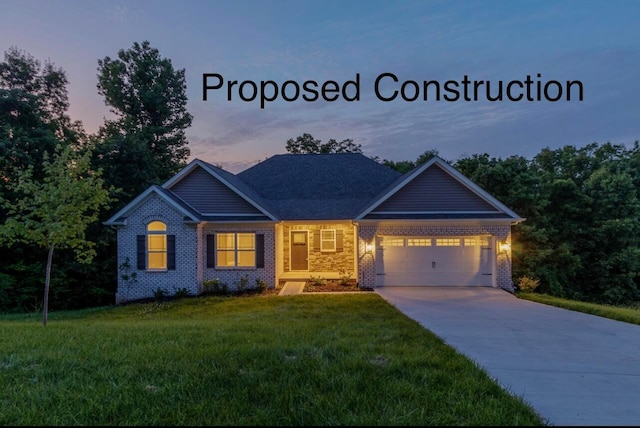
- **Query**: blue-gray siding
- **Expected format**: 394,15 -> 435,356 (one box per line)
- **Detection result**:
372,164 -> 498,213
170,166 -> 263,214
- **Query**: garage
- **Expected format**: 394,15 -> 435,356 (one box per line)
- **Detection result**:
375,236 -> 494,286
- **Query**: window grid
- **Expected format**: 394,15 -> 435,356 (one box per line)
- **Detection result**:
320,229 -> 336,252
382,238 -> 405,247
436,238 -> 461,247
407,238 -> 431,246
217,233 -> 256,268
147,221 -> 167,270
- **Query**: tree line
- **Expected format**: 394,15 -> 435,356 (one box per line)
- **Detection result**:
0,41 -> 638,316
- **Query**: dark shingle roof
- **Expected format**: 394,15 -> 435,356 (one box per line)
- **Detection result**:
238,153 -> 401,219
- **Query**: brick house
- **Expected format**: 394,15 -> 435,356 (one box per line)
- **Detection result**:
104,153 -> 524,303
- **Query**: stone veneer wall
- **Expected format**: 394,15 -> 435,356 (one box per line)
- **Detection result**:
115,194 -> 198,303
357,223 -> 513,291
283,223 -> 355,274
201,224 -> 276,292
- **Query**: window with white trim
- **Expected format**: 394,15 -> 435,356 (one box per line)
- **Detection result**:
147,221 -> 167,269
320,229 -> 336,252
216,233 -> 256,268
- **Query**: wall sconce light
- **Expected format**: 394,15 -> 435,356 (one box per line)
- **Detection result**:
365,242 -> 374,253
499,241 -> 511,253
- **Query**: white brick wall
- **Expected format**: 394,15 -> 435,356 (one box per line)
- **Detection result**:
115,194 -> 198,303
357,223 -> 514,292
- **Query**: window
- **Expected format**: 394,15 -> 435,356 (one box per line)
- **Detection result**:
407,238 -> 431,246
436,238 -> 460,247
382,238 -> 404,247
320,229 -> 336,252
216,233 -> 256,268
147,221 -> 167,269
136,222 -> 175,271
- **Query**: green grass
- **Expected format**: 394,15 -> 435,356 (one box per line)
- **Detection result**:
0,294 -> 545,426
517,292 -> 640,325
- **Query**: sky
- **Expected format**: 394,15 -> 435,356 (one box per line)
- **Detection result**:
2,0 -> 639,173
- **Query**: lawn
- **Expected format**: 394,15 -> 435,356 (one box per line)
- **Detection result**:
0,293 -> 545,426
516,292 -> 640,325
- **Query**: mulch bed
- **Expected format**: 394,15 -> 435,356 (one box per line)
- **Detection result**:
303,280 -> 372,293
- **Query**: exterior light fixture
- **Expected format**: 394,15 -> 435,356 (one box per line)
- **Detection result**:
499,241 -> 511,253
365,242 -> 374,253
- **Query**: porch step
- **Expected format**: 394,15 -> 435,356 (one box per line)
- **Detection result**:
279,281 -> 306,296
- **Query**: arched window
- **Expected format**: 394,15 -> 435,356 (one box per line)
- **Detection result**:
147,221 -> 167,269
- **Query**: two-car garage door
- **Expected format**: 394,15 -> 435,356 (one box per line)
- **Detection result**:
375,236 -> 494,286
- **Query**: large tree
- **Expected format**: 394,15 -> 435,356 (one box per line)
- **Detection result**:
0,145 -> 111,325
94,40 -> 193,207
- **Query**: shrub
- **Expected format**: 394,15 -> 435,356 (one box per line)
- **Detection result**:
202,278 -> 229,296
234,274 -> 249,293
153,288 -> 169,301
255,278 -> 268,293
338,270 -> 352,286
517,276 -> 540,293
308,275 -> 326,286
173,287 -> 190,299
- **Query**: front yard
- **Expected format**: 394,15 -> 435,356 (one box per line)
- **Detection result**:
0,294 -> 544,426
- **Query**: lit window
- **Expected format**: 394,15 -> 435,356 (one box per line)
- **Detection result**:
320,229 -> 336,252
217,233 -> 255,268
147,221 -> 167,269
407,238 -> 431,246
382,238 -> 404,247
464,238 -> 479,246
436,238 -> 460,247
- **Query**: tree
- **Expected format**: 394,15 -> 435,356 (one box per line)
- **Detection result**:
285,133 -> 362,154
382,149 -> 441,173
0,47 -> 91,313
0,145 -> 112,326
0,46 -> 83,198
94,40 -> 193,206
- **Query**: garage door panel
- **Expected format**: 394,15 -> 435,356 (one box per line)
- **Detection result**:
376,236 -> 493,287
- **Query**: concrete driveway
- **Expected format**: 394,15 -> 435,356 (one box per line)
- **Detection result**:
375,286 -> 640,426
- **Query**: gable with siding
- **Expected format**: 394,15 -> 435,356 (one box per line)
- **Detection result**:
169,166 -> 263,215
368,163 -> 500,215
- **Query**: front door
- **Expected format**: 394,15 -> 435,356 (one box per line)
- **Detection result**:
290,231 -> 308,271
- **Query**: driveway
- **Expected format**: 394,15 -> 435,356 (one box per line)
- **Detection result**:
375,286 -> 640,426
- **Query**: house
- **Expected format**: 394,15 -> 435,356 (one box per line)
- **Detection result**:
104,153 -> 524,303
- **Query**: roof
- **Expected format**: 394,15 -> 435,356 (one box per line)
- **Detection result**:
238,153 -> 401,219
104,153 -> 524,225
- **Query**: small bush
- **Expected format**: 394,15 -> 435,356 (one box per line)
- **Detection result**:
308,276 -> 326,287
173,287 -> 190,299
338,270 -> 352,286
255,278 -> 268,293
517,276 -> 540,293
202,279 -> 229,296
153,288 -> 169,301
235,274 -> 249,293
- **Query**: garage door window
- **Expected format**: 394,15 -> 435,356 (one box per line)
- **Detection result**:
382,238 -> 404,247
407,238 -> 431,246
436,238 -> 460,246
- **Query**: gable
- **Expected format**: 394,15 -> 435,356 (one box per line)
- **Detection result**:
358,157 -> 524,221
373,163 -> 497,213
169,166 -> 263,215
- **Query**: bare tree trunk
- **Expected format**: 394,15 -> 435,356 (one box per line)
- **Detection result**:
43,243 -> 54,327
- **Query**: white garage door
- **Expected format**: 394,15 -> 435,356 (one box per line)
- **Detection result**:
375,236 -> 493,286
